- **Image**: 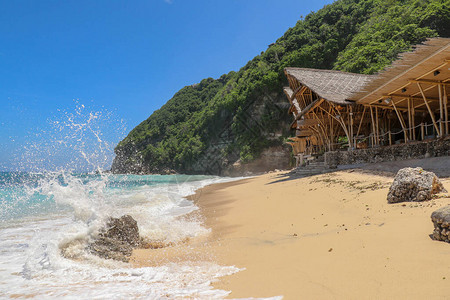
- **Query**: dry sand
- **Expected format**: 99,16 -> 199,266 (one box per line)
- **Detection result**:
132,169 -> 450,299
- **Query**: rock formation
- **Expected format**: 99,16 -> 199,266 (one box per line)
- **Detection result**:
88,215 -> 141,262
387,167 -> 446,203
431,205 -> 450,243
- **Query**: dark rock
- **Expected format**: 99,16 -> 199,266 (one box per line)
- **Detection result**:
88,215 -> 141,262
387,167 -> 446,203
431,205 -> 450,243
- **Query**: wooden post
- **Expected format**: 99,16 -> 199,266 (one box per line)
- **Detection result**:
388,131 -> 392,145
417,82 -> 440,136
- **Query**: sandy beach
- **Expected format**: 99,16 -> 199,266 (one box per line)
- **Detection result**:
132,167 -> 450,299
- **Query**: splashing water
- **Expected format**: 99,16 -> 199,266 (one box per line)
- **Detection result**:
13,101 -> 125,173
0,103 -> 241,299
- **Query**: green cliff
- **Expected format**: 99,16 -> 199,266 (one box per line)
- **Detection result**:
112,0 -> 449,175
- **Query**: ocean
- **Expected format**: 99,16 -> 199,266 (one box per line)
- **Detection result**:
0,171 -> 240,299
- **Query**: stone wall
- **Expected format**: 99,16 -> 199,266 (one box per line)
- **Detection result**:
324,137 -> 450,168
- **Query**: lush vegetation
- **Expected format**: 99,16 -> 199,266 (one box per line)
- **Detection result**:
114,0 -> 449,174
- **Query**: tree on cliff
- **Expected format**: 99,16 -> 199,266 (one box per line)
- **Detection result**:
112,0 -> 449,175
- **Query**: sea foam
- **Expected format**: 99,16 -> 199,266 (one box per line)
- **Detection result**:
0,172 -> 242,298
0,103 -> 243,299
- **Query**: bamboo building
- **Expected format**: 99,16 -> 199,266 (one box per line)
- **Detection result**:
284,38 -> 450,166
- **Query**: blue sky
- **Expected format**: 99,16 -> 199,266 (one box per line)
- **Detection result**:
0,0 -> 333,171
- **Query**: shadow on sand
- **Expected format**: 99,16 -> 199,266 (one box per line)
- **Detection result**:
267,156 -> 450,185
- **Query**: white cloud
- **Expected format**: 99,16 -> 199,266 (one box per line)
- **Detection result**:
164,0 -> 173,4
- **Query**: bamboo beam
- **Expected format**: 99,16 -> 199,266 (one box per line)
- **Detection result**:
410,79 -> 450,86
312,111 -> 329,146
391,100 -> 408,142
317,105 -> 352,148
382,61 -> 450,97
384,94 -> 440,101
371,84 -> 437,105
356,106 -> 366,137
286,76 -> 297,92
309,126 -> 324,149
300,92 -> 308,108
289,85 -> 302,101
290,98 -> 324,128
415,61 -> 449,80
358,55 -> 449,103
368,103 -> 427,113
417,82 -> 440,136
290,86 -> 306,111
413,99 -> 437,109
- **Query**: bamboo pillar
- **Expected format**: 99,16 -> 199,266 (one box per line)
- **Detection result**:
444,85 -> 448,135
407,98 -> 412,140
356,106 -> 366,137
369,106 -> 376,146
421,123 -> 425,140
375,107 -> 379,145
438,83 -> 444,136
412,101 -> 416,140
388,113 -> 391,131
318,104 -> 351,149
329,112 -> 334,150
417,83 -> 440,136
391,100 -> 408,142
349,106 -> 354,149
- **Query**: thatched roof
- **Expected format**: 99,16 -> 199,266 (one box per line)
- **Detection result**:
351,37 -> 450,105
285,68 -> 374,105
283,87 -> 294,101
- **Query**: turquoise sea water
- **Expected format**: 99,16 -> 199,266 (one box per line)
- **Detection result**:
0,172 -> 214,221
0,171 -> 240,298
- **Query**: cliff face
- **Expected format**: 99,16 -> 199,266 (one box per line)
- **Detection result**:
112,0 -> 449,175
185,91 -> 293,176
111,86 -> 293,175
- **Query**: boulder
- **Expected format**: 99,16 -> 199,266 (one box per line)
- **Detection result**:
387,167 -> 446,203
88,215 -> 141,262
431,205 -> 450,243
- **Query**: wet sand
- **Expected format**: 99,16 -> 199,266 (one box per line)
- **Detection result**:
132,169 -> 450,299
